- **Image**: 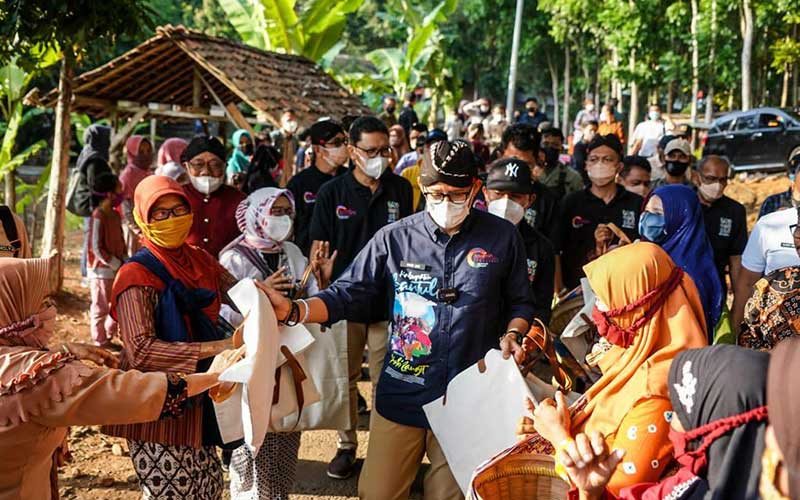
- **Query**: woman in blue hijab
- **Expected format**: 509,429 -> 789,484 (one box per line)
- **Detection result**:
226,129 -> 254,177
639,184 -> 723,338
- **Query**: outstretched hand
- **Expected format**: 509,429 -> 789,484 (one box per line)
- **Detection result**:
63,343 -> 119,368
311,240 -> 338,290
560,431 -> 625,499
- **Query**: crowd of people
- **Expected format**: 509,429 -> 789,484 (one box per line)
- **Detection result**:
0,93 -> 799,500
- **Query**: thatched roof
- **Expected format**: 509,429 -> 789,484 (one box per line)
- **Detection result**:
39,25 -> 371,126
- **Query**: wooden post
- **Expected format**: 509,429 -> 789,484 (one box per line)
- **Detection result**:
41,51 -> 74,291
193,67 -> 202,109
150,117 -> 157,149
4,171 -> 15,209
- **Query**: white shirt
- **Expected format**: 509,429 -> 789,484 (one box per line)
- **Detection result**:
742,207 -> 800,275
632,119 -> 666,157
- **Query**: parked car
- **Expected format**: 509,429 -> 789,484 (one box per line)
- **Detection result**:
702,107 -> 800,171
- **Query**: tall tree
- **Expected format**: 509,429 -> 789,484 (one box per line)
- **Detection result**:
741,0 -> 755,109
0,0 -> 154,289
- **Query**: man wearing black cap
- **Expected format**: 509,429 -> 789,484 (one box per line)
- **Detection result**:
309,116 -> 413,480
485,157 -> 555,323
181,135 -> 246,257
259,138 -> 534,499
553,134 -> 643,291
286,119 -> 349,255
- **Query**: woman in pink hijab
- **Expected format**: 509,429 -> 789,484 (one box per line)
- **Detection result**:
155,138 -> 190,184
119,136 -> 153,255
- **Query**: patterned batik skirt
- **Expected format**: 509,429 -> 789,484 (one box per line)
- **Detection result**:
741,265 -> 800,350
229,432 -> 302,500
128,441 -> 223,500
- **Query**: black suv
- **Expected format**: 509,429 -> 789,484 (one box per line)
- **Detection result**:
702,107 -> 800,171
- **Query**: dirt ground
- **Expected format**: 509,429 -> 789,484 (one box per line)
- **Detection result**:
50,173 -> 785,499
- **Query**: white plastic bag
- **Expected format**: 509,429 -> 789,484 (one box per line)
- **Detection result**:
423,349 -> 536,494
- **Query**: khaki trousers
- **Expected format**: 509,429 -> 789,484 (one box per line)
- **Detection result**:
358,410 -> 463,500
337,321 -> 389,449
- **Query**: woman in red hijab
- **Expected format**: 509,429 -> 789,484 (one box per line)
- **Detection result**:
119,135 -> 154,256
104,175 -> 240,500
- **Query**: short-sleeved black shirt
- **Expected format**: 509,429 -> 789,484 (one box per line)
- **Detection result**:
311,169 -> 414,279
554,185 -> 643,289
702,195 -> 748,296
518,221 -> 556,324
287,164 -> 346,256
525,181 -> 561,241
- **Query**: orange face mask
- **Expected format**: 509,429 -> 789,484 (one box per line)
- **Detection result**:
133,211 -> 193,249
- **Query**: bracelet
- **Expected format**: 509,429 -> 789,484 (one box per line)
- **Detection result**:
283,301 -> 301,327
500,329 -> 524,346
298,298 -> 310,324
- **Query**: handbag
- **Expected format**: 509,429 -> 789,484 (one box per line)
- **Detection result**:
520,318 -> 574,392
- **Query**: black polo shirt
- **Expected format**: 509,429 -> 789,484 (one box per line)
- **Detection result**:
310,168 -> 413,322
702,194 -> 748,296
519,221 -> 556,324
287,164 -> 346,256
525,181 -> 561,241
554,185 -> 643,289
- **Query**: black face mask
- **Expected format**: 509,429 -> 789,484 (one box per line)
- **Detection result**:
241,144 -> 254,156
665,160 -> 690,176
386,106 -> 396,114
526,107 -> 537,114
543,146 -> 560,168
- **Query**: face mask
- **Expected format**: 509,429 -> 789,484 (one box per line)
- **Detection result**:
587,164 -> 617,186
480,105 -> 490,115
649,111 -> 661,121
189,174 -> 224,195
427,199 -> 471,231
386,106 -> 396,114
665,160 -> 690,176
586,104 -> 595,112
543,146 -> 560,169
133,211 -> 193,249
493,113 -> 504,121
263,215 -> 293,243
488,197 -> 526,225
241,143 -> 253,156
321,145 -> 348,169
699,182 -> 725,202
526,107 -> 537,114
359,155 -> 388,179
624,184 -> 648,197
283,120 -> 299,134
639,211 -> 667,243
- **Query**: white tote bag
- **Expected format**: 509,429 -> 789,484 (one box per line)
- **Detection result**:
423,349 -> 537,494
271,320 -> 350,432
212,279 -> 319,450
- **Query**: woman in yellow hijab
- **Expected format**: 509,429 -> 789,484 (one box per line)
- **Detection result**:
522,242 -> 708,494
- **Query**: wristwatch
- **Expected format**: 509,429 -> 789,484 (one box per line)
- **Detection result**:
501,328 -> 525,346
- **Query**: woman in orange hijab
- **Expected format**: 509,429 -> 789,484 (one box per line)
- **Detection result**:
104,175 -> 239,499
522,242 -> 708,495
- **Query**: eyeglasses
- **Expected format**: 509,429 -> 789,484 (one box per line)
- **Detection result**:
324,138 -> 348,148
354,145 -> 393,158
422,189 -> 473,205
187,160 -> 225,174
270,207 -> 294,217
791,224 -> 800,237
150,204 -> 191,221
587,156 -> 618,166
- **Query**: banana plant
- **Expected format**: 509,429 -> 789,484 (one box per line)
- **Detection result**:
217,0 -> 364,64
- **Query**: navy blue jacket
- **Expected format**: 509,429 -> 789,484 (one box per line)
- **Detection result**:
316,209 -> 534,428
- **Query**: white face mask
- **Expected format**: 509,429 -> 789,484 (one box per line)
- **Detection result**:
321,145 -> 348,169
427,200 -> 471,231
587,164 -> 618,187
488,197 -> 526,225
360,155 -> 388,179
699,182 -> 725,202
263,215 -> 293,243
283,119 -> 299,134
624,184 -> 648,197
189,174 -> 223,195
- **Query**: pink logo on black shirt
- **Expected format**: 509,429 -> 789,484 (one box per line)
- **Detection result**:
304,192 -> 317,204
336,205 -> 357,219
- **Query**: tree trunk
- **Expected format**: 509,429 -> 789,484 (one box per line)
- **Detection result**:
690,0 -> 699,146
667,81 -> 675,115
628,50 -> 639,148
546,51 -> 561,128
740,0 -> 754,110
705,0 -> 718,124
41,51 -> 74,292
611,47 -> 624,114
594,48 -> 601,110
4,171 -> 14,209
781,64 -> 790,107
562,44 -> 571,136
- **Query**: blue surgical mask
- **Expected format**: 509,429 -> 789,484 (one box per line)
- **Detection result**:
639,211 -> 667,243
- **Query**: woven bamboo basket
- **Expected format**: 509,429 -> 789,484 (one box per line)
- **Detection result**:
472,452 -> 570,500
